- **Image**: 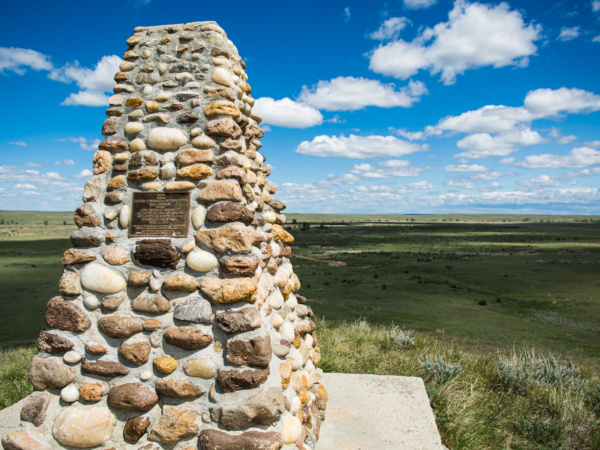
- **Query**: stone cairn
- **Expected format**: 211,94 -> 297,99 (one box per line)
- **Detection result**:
2,21 -> 327,450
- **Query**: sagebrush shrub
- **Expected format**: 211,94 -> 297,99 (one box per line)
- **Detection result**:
386,324 -> 415,348
420,355 -> 462,385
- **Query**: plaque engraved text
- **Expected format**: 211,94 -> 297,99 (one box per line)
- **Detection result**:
129,192 -> 190,238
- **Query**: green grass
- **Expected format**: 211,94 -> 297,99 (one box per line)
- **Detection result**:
318,320 -> 600,449
0,345 -> 36,410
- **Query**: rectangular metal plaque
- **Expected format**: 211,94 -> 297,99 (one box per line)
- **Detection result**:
129,192 -> 191,238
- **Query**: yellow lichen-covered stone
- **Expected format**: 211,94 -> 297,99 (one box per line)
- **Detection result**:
203,100 -> 241,118
272,224 -> 294,244
145,100 -> 159,111
176,164 -> 213,180
107,176 -> 126,189
163,273 -> 199,292
153,356 -> 177,375
200,277 -> 257,304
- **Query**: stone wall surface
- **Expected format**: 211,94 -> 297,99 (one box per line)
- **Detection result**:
2,21 -> 326,450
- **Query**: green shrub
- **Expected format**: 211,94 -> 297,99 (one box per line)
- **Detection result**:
515,417 -> 564,447
420,355 -> 462,385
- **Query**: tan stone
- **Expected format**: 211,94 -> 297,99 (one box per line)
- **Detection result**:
196,224 -> 254,253
148,406 -> 198,446
200,277 -> 257,304
182,359 -> 218,378
164,327 -> 213,350
155,379 -> 203,398
199,180 -> 243,202
177,149 -> 214,164
203,100 -> 241,118
107,175 -> 127,189
80,382 -> 105,402
104,245 -> 130,265
165,181 -> 196,191
128,167 -> 158,181
272,224 -> 294,244
98,316 -> 143,338
93,150 -> 112,174
2,430 -> 52,450
101,295 -> 126,311
129,270 -> 152,286
58,272 -> 81,296
118,341 -> 152,365
162,273 -> 199,291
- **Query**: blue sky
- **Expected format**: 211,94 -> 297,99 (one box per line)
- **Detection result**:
1,0 -> 599,214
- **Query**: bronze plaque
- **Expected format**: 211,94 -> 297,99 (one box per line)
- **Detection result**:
129,192 -> 190,238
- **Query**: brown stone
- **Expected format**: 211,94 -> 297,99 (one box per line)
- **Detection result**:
211,387 -> 285,431
199,180 -> 243,202
198,429 -> 283,450
177,163 -> 213,180
177,149 -> 214,164
101,295 -> 126,311
166,102 -> 184,111
136,73 -> 158,84
107,175 -> 127,189
226,335 -> 272,368
45,296 -> 91,333
124,416 -> 150,444
220,138 -> 243,152
104,191 -> 123,204
206,202 -> 254,225
153,355 -> 177,374
28,355 -> 76,390
268,199 -> 286,211
1,431 -> 52,450
148,406 -> 198,446
85,343 -> 107,355
245,123 -> 264,140
164,326 -> 212,350
20,394 -> 51,426
134,239 -> 180,269
177,112 -> 199,123
215,306 -> 261,334
98,316 -> 143,338
82,359 -> 130,378
118,341 -> 152,365
297,319 -> 316,335
58,272 -> 81,296
102,117 -> 117,135
206,117 -> 241,138
143,318 -> 162,331
36,330 -> 74,354
129,151 -> 158,167
155,379 -> 203,398
93,150 -> 112,175
196,224 -> 254,253
200,277 -> 257,304
217,367 -> 270,393
129,270 -> 152,286
108,383 -> 159,411
99,137 -> 128,152
203,100 -> 241,118
128,167 -> 158,181
219,255 -> 260,276
216,166 -> 247,184
60,249 -> 96,265
204,86 -> 236,101
162,273 -> 198,291
143,112 -> 170,124
272,224 -> 294,244
80,382 -> 105,402
105,107 -> 124,117
74,205 -> 101,227
131,292 -> 171,314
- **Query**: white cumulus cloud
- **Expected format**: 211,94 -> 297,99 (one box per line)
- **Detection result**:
523,87 -> 600,117
506,147 -> 600,168
455,128 -> 544,158
444,164 -> 488,172
592,1 -> 600,12
369,0 -> 541,84
370,18 -> 410,40
0,47 -> 53,74
404,0 -> 437,8
295,134 -> 427,159
73,169 -> 93,179
557,26 -> 580,41
299,77 -> 427,111
253,97 -> 323,128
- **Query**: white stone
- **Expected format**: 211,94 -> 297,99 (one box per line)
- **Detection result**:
280,321 -> 295,342
104,208 -> 117,221
130,137 -> 146,151
263,211 -> 277,224
267,289 -> 284,310
190,128 -> 202,137
290,396 -> 301,415
125,122 -> 144,134
286,295 -> 298,310
53,406 -> 117,447
119,205 -> 130,228
272,313 -> 284,328
185,82 -> 200,89
186,250 -> 218,272
192,135 -> 216,148
149,279 -> 161,292
160,162 -> 176,179
114,151 -> 130,162
211,67 -> 234,87
60,385 -> 80,402
141,181 -> 162,190
140,371 -> 152,381
254,152 -> 264,164
158,63 -> 167,74
176,72 -> 194,82
109,94 -> 124,106
290,349 -> 303,371
143,85 -> 153,96
80,263 -> 126,294
192,205 -> 206,229
63,351 -> 82,364
83,177 -> 102,202
286,312 -> 297,322
304,334 -> 313,348
162,152 -> 175,162
149,332 -> 161,347
147,127 -> 188,150
83,294 -> 100,310
281,415 -> 302,444
305,359 -> 315,373
129,110 -> 143,119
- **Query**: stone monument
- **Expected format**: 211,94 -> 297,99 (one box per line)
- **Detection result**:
2,21 -> 326,449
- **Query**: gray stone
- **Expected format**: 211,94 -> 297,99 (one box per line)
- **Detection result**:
173,297 -> 213,323
70,227 -> 105,247
148,406 -> 198,445
35,331 -> 74,354
215,306 -> 261,334
29,355 -> 76,390
20,394 -> 51,426
198,429 -> 283,450
210,387 -> 285,431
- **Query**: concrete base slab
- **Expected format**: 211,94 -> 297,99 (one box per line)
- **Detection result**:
1,374 -> 444,449
317,373 -> 445,450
